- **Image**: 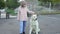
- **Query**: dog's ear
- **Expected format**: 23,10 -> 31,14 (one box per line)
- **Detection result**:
36,11 -> 40,16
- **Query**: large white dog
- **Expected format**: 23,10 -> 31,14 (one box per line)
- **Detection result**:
29,14 -> 40,34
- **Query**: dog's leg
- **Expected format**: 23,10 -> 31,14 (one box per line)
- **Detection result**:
38,24 -> 40,32
37,21 -> 40,32
36,25 -> 38,34
29,26 -> 32,34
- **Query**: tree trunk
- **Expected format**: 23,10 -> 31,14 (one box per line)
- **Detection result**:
6,12 -> 9,19
48,2 -> 52,13
49,2 -> 51,9
0,11 -> 1,19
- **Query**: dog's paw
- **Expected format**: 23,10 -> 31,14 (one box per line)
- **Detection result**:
38,29 -> 40,32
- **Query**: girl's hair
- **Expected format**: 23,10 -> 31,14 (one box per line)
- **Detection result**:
20,1 -> 27,5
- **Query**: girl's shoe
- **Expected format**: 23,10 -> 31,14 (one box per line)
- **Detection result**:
20,33 -> 23,34
23,32 -> 25,34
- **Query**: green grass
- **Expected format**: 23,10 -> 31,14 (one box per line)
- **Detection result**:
36,10 -> 60,15
6,9 -> 60,16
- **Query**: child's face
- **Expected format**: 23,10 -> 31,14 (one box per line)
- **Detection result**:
21,4 -> 26,7
20,2 -> 26,7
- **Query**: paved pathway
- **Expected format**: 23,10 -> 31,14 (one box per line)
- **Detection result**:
0,14 -> 60,34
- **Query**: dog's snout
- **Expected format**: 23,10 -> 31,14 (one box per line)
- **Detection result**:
35,18 -> 37,20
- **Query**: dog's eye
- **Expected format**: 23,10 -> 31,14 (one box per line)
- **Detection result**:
34,18 -> 37,21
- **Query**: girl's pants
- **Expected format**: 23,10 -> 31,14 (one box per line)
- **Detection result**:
20,21 -> 26,33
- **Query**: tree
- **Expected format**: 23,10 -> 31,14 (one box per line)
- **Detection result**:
0,0 -> 5,9
6,0 -> 20,19
6,0 -> 20,9
52,0 -> 60,4
38,0 -> 52,8
0,0 -> 20,19
38,0 -> 60,9
0,0 -> 5,18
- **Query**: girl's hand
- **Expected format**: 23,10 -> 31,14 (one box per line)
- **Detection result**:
32,12 -> 36,15
17,19 -> 20,22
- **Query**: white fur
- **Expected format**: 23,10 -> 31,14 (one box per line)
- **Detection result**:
29,14 -> 40,34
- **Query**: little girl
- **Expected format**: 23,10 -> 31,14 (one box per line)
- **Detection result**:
17,1 -> 35,34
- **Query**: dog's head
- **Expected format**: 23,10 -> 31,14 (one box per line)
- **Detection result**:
31,14 -> 37,21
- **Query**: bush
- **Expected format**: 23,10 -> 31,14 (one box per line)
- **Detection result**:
6,9 -> 16,15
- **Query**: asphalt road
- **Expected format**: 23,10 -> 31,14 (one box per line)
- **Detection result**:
38,14 -> 60,34
0,14 -> 60,34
